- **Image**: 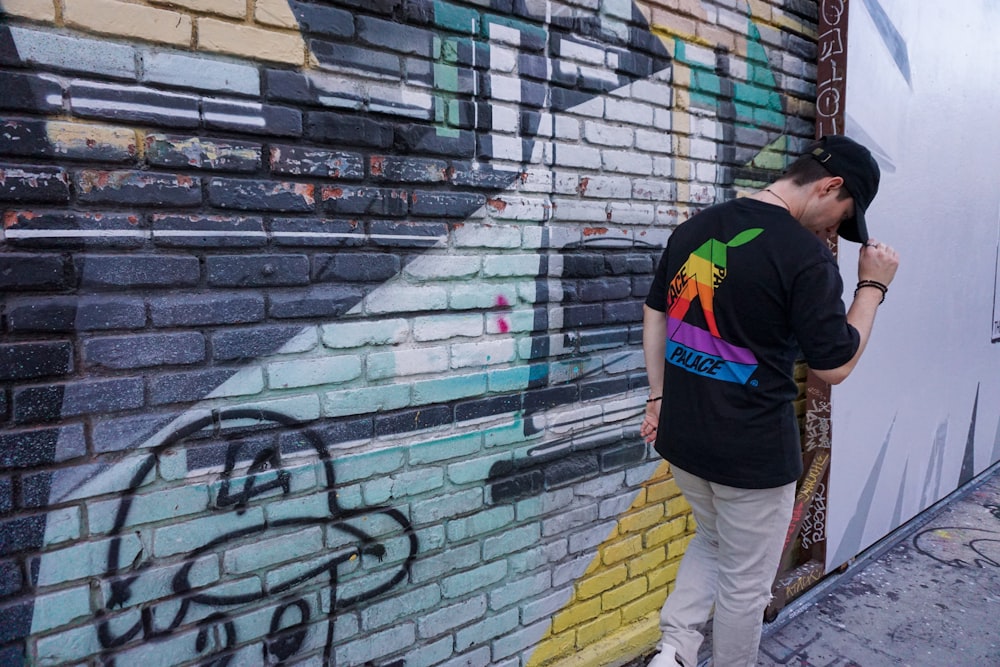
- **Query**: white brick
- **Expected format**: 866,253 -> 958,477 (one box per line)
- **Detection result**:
551,198 -> 608,223
364,284 -> 448,314
321,318 -> 409,349
486,195 -> 552,222
322,384 -> 411,418
403,255 -> 481,280
452,223 -> 521,249
451,339 -> 516,368
368,346 -> 450,379
603,150 -> 652,175
605,98 -> 653,125
578,175 -> 633,199
482,253 -> 541,277
552,143 -> 601,168
636,128 -> 671,153
267,355 -> 361,389
584,121 -> 634,147
413,313 -> 483,341
631,79 -> 674,108
558,37 -> 605,64
608,202 -> 655,225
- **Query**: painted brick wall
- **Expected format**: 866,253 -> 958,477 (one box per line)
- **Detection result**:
0,1 -> 820,665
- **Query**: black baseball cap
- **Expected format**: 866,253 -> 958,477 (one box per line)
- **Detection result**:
808,135 -> 880,243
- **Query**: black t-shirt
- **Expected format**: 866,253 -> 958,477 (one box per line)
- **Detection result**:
645,198 -> 859,488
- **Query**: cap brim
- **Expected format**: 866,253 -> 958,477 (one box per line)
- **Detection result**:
838,197 -> 869,244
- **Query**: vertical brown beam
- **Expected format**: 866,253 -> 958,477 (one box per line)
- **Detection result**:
766,0 -> 851,620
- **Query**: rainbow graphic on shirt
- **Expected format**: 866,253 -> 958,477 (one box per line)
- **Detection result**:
665,228 -> 763,384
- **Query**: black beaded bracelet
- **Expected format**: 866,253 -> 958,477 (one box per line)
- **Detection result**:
855,280 -> 888,304
646,396 -> 662,403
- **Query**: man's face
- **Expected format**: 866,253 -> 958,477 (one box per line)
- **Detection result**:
803,184 -> 855,242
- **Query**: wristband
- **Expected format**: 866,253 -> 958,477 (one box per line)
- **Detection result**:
646,396 -> 662,403
855,280 -> 887,304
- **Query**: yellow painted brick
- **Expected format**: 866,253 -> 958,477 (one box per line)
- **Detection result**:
64,0 -> 192,46
602,534 -> 644,565
627,546 -> 666,578
666,495 -> 691,516
645,515 -> 688,548
531,612 -> 660,667
576,611 -> 622,648
621,589 -> 668,624
198,18 -> 305,65
647,476 -> 682,503
619,503 -> 665,534
44,121 -> 139,158
254,0 -> 299,29
601,577 -> 648,611
697,23 -> 737,52
666,533 -> 695,560
149,0 -> 245,19
1,0 -> 57,21
551,596 -> 603,634
527,630 -> 577,667
648,558 -> 681,590
576,564 -> 628,600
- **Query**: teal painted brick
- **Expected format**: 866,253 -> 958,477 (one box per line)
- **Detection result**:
484,419 -> 537,448
152,507 -> 264,557
223,525 -> 324,574
336,446 -> 405,483
482,522 -> 540,560
267,548 -> 359,592
411,488 -> 483,524
453,607 -> 518,651
449,340 -> 517,370
320,318 -> 409,349
489,570 -> 551,611
389,468 -> 445,499
433,2 -> 479,33
417,593 -> 487,638
492,617 -> 550,660
514,488 -> 574,521
100,555 -> 218,609
28,584 -> 90,633
98,624 -> 203,667
323,384 -> 411,417
410,542 -> 480,583
207,465 -> 313,507
265,488 -> 333,522
449,284 -> 518,310
35,623 -> 103,665
178,577 -> 263,625
360,583 -> 441,630
368,346 -> 449,380
403,636 -> 454,667
439,646 -> 492,667
365,284 -> 448,314
553,553 -> 593,587
446,505 -> 515,542
267,355 -> 362,389
521,584 -> 573,624
230,394 -> 322,423
89,483 -> 209,533
35,533 -> 141,586
363,476 -> 393,505
509,540 -> 568,576
408,432 -> 481,464
43,506 -> 81,544
333,622 -> 416,666
413,524 -> 446,552
412,313 -> 483,342
440,560 -> 506,598
411,372 -> 488,405
447,451 -> 511,485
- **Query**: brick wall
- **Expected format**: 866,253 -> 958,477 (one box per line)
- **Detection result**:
0,1 -> 819,665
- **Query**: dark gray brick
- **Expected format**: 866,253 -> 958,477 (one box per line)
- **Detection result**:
305,112 -> 393,148
369,220 -> 447,248
2,210 -> 146,249
90,412 -> 177,453
581,377 -> 630,402
395,125 -> 476,158
202,99 -> 302,137
74,255 -> 200,289
151,214 -> 266,248
0,515 -> 45,557
286,0 -> 354,38
69,82 -> 200,128
280,417 -> 371,453
563,304 -> 604,327
523,385 -> 578,414
600,441 -> 647,471
5,295 -> 146,332
269,145 -> 364,179
206,255 -> 310,287
0,253 -> 67,290
0,342 -> 73,382
563,255 -> 606,278
409,191 -> 486,217
211,325 -> 311,361
207,178 -> 316,212
269,217 -> 366,247
146,134 -> 262,172
149,368 -> 238,405
76,170 -> 201,207
0,71 -> 63,113
375,406 -> 452,436
311,253 -> 399,283
579,277 -> 632,302
0,118 -> 137,163
13,377 -> 145,424
544,451 -> 600,489
455,394 -> 522,423
0,559 -> 22,597
604,301 -> 643,324
0,424 -> 85,471
450,162 -> 521,189
357,15 -> 434,56
267,285 -> 363,319
632,274 -> 654,298
149,293 -> 265,326
579,327 -> 629,352
371,155 -> 449,183
0,164 -> 70,203
309,39 -> 400,77
0,478 -> 11,516
320,186 -> 408,216
83,332 -> 205,369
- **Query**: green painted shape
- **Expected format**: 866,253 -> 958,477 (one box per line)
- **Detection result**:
433,0 -> 479,34
727,228 -> 764,247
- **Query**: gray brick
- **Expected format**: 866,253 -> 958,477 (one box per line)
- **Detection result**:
418,594 -> 487,638
306,111 -> 394,148
207,178 -> 315,212
3,210 -> 146,250
0,253 -> 67,290
151,214 -> 266,248
83,332 -> 205,369
145,135 -> 262,172
321,185 -> 408,216
370,155 -> 449,183
90,412 -> 176,453
149,368 -> 255,405
13,377 -> 144,423
285,0 -> 354,38
7,26 -> 137,79
0,424 -> 85,471
6,295 -> 146,332
140,50 -> 260,95
74,255 -> 200,289
310,39 -> 400,77
149,293 -> 265,326
69,82 -> 200,128
410,543 -> 480,583
357,15 -> 434,56
453,607 -> 518,650
202,98 -> 302,137
0,119 -> 137,163
206,254 -> 309,287
267,285 -> 363,319
0,164 -> 69,203
268,217 -> 367,247
0,341 -> 73,382
311,253 -> 399,283
270,145 -> 364,179
211,325 -> 312,361
76,170 -> 201,206
0,71 -> 63,113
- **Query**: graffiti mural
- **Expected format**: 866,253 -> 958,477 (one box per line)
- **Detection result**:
0,0 -> 818,664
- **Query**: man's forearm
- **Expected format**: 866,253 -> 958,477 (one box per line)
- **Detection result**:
642,305 -> 667,397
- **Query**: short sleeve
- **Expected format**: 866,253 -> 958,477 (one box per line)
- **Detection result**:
789,259 -> 860,370
645,245 -> 670,313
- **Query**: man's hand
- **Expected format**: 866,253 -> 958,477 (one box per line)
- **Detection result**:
640,399 -> 660,444
858,238 -> 899,286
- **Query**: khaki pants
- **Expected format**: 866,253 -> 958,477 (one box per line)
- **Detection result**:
658,465 -> 795,667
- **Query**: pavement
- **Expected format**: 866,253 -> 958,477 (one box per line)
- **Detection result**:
633,461 -> 1000,667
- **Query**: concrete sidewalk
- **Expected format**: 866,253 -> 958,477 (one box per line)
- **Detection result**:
632,461 -> 1000,667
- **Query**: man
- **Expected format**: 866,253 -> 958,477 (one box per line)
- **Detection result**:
640,135 -> 899,667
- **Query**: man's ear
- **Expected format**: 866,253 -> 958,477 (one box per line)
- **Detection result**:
822,175 -> 845,196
